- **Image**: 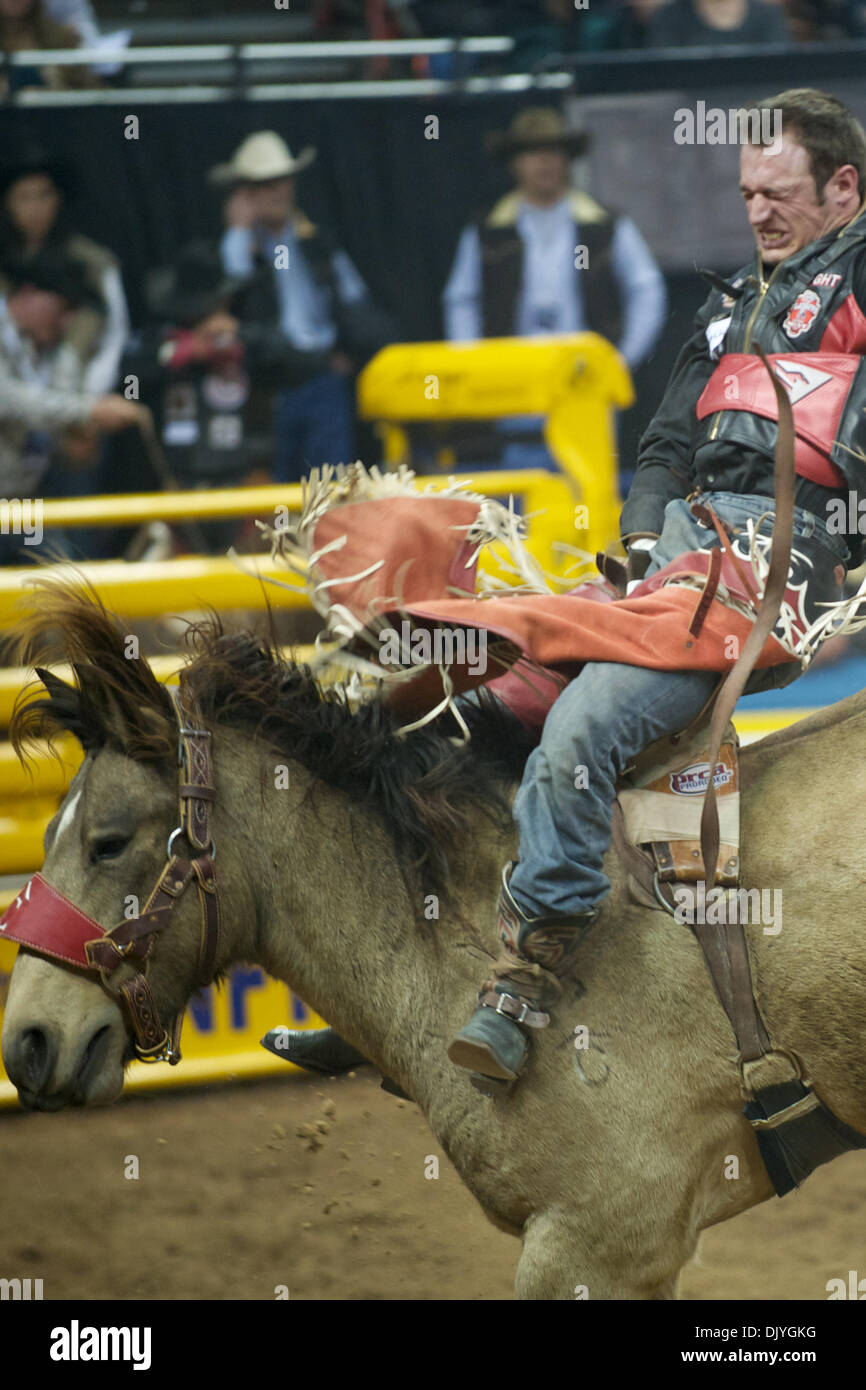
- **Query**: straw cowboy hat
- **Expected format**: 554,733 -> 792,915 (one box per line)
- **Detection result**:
208,131 -> 317,186
486,107 -> 590,160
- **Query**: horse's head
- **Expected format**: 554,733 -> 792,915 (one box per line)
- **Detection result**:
1,586 -> 228,1110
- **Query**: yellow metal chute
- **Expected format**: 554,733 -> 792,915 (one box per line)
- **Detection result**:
357,333 -> 634,575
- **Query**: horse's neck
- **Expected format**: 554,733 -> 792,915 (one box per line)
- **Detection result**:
235,754 -> 508,1103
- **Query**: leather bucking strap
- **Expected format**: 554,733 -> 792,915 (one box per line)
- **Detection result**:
698,346 -> 794,890
633,348 -> 794,1061
611,353 -> 866,1193
690,502 -> 760,608
687,543 -> 722,638
692,912 -> 772,1061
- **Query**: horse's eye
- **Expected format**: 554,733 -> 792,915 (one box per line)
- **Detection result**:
90,836 -> 129,863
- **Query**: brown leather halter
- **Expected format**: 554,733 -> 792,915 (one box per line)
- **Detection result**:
0,686 -> 221,1066
85,687 -> 221,1064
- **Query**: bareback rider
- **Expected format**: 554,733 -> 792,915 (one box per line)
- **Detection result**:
447,86 -> 866,1086
273,87 -> 866,1091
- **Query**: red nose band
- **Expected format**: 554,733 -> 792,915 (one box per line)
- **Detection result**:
0,873 -> 105,971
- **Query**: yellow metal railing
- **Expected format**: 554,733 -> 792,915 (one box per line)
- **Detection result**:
0,468 -> 570,531
358,334 -> 634,569
0,469 -> 583,628
0,554 -> 306,628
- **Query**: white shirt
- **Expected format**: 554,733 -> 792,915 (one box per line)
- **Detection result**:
442,195 -> 667,368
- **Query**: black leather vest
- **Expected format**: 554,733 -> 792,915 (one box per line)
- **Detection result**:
479,211 -> 622,345
695,210 -> 866,496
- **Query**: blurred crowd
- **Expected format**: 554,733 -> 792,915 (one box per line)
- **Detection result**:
384,0 -> 866,50
2,0 -> 864,104
0,107 -> 668,563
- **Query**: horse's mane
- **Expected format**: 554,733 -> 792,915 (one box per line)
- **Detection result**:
10,582 -> 535,891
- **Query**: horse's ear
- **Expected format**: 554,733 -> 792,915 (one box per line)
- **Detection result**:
34,666 -> 74,701
33,664 -> 103,752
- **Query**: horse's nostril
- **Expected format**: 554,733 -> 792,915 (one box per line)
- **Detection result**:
18,1027 -> 55,1093
74,1025 -> 112,1101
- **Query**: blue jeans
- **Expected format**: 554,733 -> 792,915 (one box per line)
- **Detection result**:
273,370 -> 353,484
507,490 -> 848,919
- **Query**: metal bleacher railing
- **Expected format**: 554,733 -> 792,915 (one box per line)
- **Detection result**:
4,34 -> 551,103
5,34 -> 866,104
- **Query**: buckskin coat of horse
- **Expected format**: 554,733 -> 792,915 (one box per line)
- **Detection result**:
3,584 -> 866,1300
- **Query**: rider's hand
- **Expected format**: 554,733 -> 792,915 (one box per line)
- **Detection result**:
88,396 -> 147,432
626,535 -> 659,590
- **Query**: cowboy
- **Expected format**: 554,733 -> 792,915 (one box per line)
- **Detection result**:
442,106 -> 666,470
273,87 -> 866,1093
446,86 -> 866,1087
214,131 -> 394,485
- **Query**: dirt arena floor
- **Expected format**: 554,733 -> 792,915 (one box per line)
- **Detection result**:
2,1068 -> 865,1301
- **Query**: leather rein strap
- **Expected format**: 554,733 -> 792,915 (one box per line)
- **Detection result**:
690,347 -> 794,1065
615,347 -> 793,1058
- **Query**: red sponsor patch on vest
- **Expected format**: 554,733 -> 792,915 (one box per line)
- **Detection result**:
783,289 -> 822,339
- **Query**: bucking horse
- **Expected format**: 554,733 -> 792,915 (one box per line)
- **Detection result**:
3,569 -> 866,1299
5,361 -> 866,1299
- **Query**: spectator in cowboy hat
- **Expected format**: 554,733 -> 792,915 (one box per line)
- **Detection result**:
125,242 -> 255,505
0,146 -> 129,395
122,240 -> 352,551
442,106 -> 666,469
213,130 -> 395,485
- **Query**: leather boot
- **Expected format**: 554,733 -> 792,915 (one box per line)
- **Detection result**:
260,1026 -> 412,1100
261,1026 -> 368,1074
447,864 -> 595,1088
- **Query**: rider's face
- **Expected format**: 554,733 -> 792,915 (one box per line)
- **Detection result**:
739,134 -> 860,267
